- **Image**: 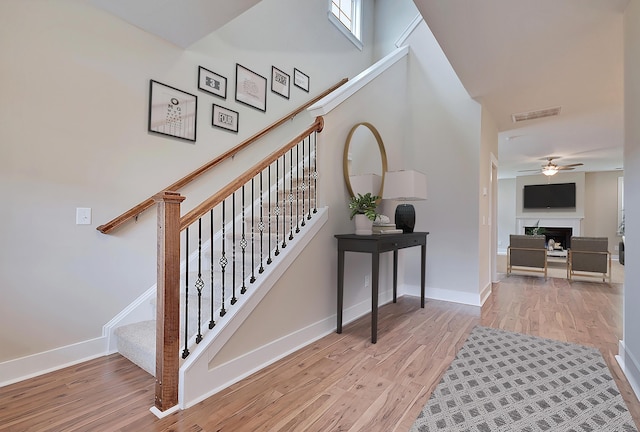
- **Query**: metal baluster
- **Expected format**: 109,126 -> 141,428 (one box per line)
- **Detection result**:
275,159 -> 280,256
312,131 -> 318,214
258,172 -> 265,273
240,186 -> 247,295
289,148 -> 294,241
267,165 -> 273,265
281,153 -> 288,249
220,200 -> 227,317
251,177 -> 258,282
231,192 -> 237,305
182,228 -> 190,359
307,134 -> 312,220
301,137 -> 306,227
209,209 -> 215,329
195,219 -> 203,344
295,142 -> 300,233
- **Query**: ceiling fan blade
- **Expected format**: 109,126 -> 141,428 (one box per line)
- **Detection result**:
556,166 -> 575,171
559,163 -> 583,168
518,169 -> 541,172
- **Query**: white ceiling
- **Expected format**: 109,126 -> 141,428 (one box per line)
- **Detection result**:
89,0 -> 261,48
414,0 -> 628,178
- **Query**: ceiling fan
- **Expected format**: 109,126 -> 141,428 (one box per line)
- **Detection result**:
519,157 -> 584,176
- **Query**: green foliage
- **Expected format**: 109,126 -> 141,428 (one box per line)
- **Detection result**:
349,192 -> 380,221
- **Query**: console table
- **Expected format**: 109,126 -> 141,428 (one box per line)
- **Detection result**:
335,232 -> 428,343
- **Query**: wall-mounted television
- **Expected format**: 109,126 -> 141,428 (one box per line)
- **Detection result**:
523,183 -> 576,209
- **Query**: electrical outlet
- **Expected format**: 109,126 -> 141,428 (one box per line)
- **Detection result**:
364,275 -> 370,287
614,245 -> 619,251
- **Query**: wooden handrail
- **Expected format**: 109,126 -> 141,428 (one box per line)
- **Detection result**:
180,117 -> 323,230
97,79 -> 347,234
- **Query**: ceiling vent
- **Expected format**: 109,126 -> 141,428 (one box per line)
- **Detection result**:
512,106 -> 561,123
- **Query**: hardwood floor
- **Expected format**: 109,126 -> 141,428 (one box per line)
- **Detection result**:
1,274 -> 639,431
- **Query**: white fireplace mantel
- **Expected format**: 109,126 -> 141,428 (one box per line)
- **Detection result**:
517,218 -> 582,236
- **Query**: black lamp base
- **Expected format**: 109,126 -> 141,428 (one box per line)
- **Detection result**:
395,204 -> 415,233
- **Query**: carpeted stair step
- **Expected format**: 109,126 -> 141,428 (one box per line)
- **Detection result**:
115,294 -> 213,376
114,319 -> 155,376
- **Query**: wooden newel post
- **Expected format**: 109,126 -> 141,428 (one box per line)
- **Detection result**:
154,191 -> 185,412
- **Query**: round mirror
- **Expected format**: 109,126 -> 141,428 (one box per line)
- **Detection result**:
343,122 -> 388,198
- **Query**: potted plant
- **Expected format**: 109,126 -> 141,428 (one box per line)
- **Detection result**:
349,192 -> 380,235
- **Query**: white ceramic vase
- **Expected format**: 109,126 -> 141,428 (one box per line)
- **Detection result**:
354,214 -> 373,235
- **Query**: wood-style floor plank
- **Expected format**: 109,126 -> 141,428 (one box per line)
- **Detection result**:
1,273 -> 639,431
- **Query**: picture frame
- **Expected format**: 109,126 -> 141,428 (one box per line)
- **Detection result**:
235,64 -> 267,112
271,66 -> 290,99
293,68 -> 310,92
198,66 -> 227,99
148,80 -> 197,142
212,104 -> 239,133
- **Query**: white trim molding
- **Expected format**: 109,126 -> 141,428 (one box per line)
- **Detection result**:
395,14 -> 423,48
307,45 -> 409,117
617,339 -> 640,401
0,336 -> 107,387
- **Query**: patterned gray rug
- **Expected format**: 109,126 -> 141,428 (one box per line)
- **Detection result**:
411,326 -> 638,431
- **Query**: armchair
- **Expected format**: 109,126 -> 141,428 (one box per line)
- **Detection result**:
567,237 -> 611,283
507,235 -> 547,278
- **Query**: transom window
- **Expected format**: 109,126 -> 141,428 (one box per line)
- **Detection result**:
328,0 -> 363,50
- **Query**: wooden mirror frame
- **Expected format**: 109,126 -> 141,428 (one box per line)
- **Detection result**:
343,122 -> 388,198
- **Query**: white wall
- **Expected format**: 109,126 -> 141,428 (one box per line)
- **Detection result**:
373,0 -> 420,60
497,179 -> 516,253
402,21 -> 483,305
479,107 -> 499,296
0,0 -> 375,364
621,0 -> 640,400
583,171 -> 625,250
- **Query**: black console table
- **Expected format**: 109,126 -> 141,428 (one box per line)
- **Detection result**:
334,232 -> 428,343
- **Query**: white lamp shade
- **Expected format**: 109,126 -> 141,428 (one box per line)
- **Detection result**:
383,170 -> 427,201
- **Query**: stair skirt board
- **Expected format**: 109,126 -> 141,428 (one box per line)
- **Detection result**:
180,208 -> 327,408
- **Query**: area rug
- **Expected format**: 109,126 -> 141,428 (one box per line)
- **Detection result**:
411,326 -> 638,431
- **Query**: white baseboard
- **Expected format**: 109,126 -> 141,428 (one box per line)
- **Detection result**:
616,339 -> 640,401
0,336 -> 107,387
480,282 -> 492,305
400,283 -> 482,307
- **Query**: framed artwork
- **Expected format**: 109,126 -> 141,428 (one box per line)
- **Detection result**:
271,66 -> 290,99
198,66 -> 227,99
235,64 -> 267,112
212,104 -> 239,133
148,80 -> 197,142
293,68 -> 310,92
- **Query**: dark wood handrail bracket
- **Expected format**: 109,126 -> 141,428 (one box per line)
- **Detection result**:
97,79 -> 347,234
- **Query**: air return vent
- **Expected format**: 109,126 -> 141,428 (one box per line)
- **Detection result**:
512,106 -> 561,123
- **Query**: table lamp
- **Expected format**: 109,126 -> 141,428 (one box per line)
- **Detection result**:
382,170 -> 427,233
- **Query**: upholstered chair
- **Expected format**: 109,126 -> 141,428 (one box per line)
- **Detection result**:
568,237 -> 611,283
507,234 -> 547,278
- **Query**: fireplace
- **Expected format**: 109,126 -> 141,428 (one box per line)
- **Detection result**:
543,227 -> 572,249
524,226 -> 573,249
517,218 -> 582,249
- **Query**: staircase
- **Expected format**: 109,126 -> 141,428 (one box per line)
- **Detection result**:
109,133 -> 326,411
